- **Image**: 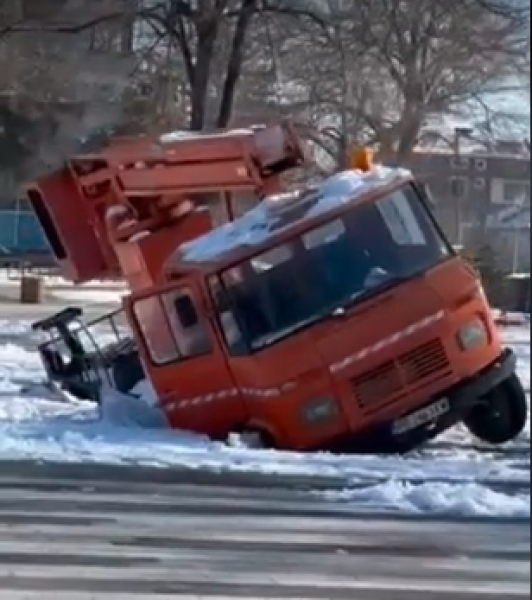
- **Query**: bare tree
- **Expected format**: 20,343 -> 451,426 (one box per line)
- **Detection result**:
139,0 -> 326,130
0,0 -> 132,36
1,0 -> 529,185
0,0 -> 138,179
357,0 -> 529,161
266,0 -> 529,168
135,0 -> 258,130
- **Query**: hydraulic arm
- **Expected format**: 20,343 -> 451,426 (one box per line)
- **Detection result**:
26,123 -> 305,288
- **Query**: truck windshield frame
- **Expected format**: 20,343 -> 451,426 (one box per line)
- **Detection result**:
210,182 -> 454,354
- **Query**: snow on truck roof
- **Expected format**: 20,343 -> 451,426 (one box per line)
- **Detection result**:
178,165 -> 411,264
160,128 -> 258,143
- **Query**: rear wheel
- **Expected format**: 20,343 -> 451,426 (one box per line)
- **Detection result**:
236,427 -> 275,450
464,373 -> 528,445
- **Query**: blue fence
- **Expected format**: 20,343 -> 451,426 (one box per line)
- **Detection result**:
0,210 -> 49,252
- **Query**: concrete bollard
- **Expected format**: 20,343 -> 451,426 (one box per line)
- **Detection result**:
19,275 -> 45,304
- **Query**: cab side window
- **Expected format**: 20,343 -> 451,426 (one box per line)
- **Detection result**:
133,289 -> 212,365
162,289 -> 212,358
133,296 -> 180,365
208,277 -> 246,354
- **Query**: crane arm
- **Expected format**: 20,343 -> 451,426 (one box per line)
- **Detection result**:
26,122 -> 306,284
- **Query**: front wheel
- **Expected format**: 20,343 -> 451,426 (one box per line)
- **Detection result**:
464,373 -> 528,445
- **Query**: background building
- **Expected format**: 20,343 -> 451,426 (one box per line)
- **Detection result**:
404,141 -> 530,271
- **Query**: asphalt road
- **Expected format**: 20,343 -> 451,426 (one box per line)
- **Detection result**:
0,461 -> 528,599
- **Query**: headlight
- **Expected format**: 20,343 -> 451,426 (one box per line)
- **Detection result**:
457,319 -> 487,350
301,396 -> 337,424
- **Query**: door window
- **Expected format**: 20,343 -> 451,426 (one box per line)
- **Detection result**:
133,288 -> 212,364
162,289 -> 212,357
133,296 -> 180,364
209,277 -> 246,352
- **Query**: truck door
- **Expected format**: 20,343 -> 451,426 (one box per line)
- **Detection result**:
125,280 -> 246,438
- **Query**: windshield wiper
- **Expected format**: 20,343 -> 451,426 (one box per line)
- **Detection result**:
348,272 -> 419,306
303,274 -> 416,325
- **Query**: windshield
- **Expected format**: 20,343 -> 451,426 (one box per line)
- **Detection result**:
211,183 -> 451,352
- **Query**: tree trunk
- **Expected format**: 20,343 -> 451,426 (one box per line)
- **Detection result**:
189,20 -> 219,130
216,0 -> 256,128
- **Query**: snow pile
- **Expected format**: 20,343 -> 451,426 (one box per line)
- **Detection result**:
320,481 -> 530,519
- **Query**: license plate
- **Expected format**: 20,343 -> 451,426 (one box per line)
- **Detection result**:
392,398 -> 450,436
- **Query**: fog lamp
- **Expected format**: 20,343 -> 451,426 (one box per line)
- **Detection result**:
301,396 -> 337,424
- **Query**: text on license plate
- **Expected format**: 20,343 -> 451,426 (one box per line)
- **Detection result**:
392,398 -> 450,436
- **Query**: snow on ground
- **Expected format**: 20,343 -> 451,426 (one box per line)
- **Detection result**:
0,271 -> 126,290
0,271 -> 124,303
0,316 -> 528,519
47,288 -> 124,304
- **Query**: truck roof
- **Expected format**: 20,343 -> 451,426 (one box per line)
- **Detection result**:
166,165 -> 412,273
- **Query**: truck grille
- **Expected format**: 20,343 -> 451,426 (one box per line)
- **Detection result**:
350,339 -> 450,410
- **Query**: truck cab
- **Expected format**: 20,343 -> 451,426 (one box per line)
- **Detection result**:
123,162 -> 527,452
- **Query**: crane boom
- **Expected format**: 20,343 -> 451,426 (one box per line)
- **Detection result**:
26,122 -> 305,286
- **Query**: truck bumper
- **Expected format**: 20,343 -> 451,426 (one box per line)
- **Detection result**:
333,347 -> 519,454
401,347 -> 518,444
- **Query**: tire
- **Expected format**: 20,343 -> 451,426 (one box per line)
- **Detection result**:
464,373 -> 528,445
237,427 -> 275,450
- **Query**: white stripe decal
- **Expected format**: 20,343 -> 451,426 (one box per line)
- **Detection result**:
329,310 -> 445,374
163,311 -> 445,411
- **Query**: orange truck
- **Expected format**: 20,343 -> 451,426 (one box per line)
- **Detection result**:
27,123 -> 527,453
